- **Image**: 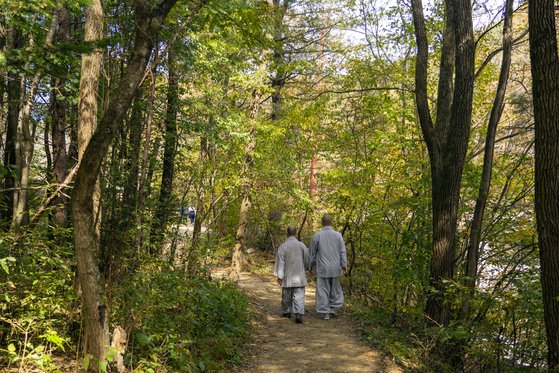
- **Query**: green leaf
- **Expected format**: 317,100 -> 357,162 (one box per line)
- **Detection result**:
83,354 -> 91,370
0,257 -> 15,274
198,361 -> 206,371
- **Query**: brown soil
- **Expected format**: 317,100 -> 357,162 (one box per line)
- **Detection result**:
232,271 -> 402,373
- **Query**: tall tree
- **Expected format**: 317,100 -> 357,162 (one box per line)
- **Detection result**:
410,0 -> 475,327
229,0 -> 279,281
74,0 -> 105,362
528,0 -> 559,369
11,15 -> 58,229
49,8 -> 71,226
229,73 -> 264,282
1,27 -> 22,229
460,0 -> 514,319
77,0 -> 103,237
152,48 -> 179,250
71,0 -> 181,368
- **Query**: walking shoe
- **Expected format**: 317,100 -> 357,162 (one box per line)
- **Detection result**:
295,314 -> 303,323
323,313 -> 330,320
282,312 -> 291,318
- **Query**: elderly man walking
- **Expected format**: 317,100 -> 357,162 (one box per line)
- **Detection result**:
310,214 -> 347,320
274,225 -> 310,323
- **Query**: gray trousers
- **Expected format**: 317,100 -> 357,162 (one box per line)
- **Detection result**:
281,286 -> 306,315
315,277 -> 344,314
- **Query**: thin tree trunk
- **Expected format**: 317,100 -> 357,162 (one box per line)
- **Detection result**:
50,8 -> 71,226
528,0 -> 559,369
121,89 -> 144,221
152,48 -> 179,251
229,63 -> 266,281
136,65 -> 156,253
460,0 -> 513,319
12,17 -> 58,229
309,153 -> 318,201
187,135 -> 209,273
1,27 -> 22,229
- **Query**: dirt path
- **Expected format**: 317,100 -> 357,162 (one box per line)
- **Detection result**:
232,271 -> 401,373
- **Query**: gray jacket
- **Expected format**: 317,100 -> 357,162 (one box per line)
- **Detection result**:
310,226 -> 347,278
274,236 -> 309,288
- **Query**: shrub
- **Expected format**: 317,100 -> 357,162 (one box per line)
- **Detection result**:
113,262 -> 251,372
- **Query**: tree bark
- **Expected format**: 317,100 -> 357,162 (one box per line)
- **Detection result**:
72,0 -> 179,369
12,16 -> 58,229
49,8 -> 71,226
461,0 -> 513,319
136,66 -> 157,253
121,89 -> 145,222
528,0 -> 559,369
152,48 -> 179,251
411,0 -> 475,327
1,27 -> 23,229
74,0 -> 106,365
77,0 -> 104,238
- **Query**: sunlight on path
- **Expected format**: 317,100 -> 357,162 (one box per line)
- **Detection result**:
170,224 -> 208,236
227,271 -> 401,373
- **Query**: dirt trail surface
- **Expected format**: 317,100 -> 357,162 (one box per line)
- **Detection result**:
230,271 -> 401,373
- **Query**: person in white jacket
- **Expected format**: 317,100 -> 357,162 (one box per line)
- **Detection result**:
274,225 -> 309,323
310,214 -> 347,320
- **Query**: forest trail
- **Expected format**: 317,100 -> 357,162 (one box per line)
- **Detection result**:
230,270 -> 402,373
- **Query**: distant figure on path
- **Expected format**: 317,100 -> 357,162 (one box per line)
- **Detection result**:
274,225 -> 309,323
188,205 -> 196,224
310,214 -> 347,320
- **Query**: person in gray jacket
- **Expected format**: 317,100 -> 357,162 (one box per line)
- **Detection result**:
274,225 -> 310,323
310,214 -> 347,319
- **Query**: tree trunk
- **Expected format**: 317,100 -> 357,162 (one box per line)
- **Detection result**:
1,28 -> 23,229
309,152 -> 318,201
270,0 -> 289,121
136,65 -> 157,253
186,135 -> 209,273
152,48 -> 179,251
12,17 -> 57,229
74,0 -> 106,366
528,0 -> 559,369
229,59 -> 267,282
411,0 -> 475,327
460,0 -> 513,319
121,89 -> 144,222
77,0 -> 104,238
71,0 -> 180,369
49,8 -> 71,226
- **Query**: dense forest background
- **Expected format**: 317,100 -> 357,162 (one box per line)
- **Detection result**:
1,0 -> 558,371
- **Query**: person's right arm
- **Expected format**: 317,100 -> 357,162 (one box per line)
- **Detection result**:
309,235 -> 318,271
275,246 -> 285,285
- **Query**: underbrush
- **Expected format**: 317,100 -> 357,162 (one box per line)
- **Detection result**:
1,228 -> 252,372
0,229 -> 79,372
346,299 -> 433,372
113,262 -> 252,372
347,297 -> 546,372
